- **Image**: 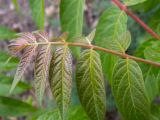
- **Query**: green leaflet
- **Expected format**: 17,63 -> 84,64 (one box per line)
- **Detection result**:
94,5 -> 128,83
0,25 -> 16,39
0,96 -> 37,116
95,5 -> 128,52
35,45 -> 51,105
49,45 -> 72,120
29,0 -> 45,29
60,0 -> 85,40
37,106 -> 89,120
101,54 -> 118,84
151,104 -> 160,120
134,39 -> 155,58
37,110 -> 61,120
144,66 -> 160,102
122,0 -> 147,6
76,49 -> 106,120
0,74 -> 31,95
0,51 -> 18,71
144,42 -> 160,62
134,40 -> 160,101
60,0 -> 85,56
112,59 -> 150,120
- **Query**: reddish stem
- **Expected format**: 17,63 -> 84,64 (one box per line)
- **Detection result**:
111,0 -> 160,40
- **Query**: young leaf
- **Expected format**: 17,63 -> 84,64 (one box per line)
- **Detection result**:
10,33 -> 37,93
29,0 -> 45,29
34,42 -> 51,105
94,5 -> 128,83
10,46 -> 36,93
112,59 -> 150,120
122,0 -> 147,6
49,45 -> 72,120
76,49 -> 106,120
60,0 -> 85,56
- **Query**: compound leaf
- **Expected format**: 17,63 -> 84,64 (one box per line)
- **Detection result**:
112,59 -> 150,120
76,49 -> 106,120
49,46 -> 72,120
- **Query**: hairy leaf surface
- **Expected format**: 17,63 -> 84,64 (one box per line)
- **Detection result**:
35,44 -> 51,105
112,59 -> 150,120
34,31 -> 51,105
122,0 -> 146,6
10,33 -> 37,93
29,0 -> 45,29
76,49 -> 106,120
94,5 -> 128,83
10,46 -> 36,93
49,46 -> 72,120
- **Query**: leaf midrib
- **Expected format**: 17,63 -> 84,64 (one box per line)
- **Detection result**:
126,59 -> 138,120
60,45 -> 68,118
39,44 -> 50,99
89,49 -> 100,120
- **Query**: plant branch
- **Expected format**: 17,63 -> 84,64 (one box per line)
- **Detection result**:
111,0 -> 160,40
34,41 -> 160,67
